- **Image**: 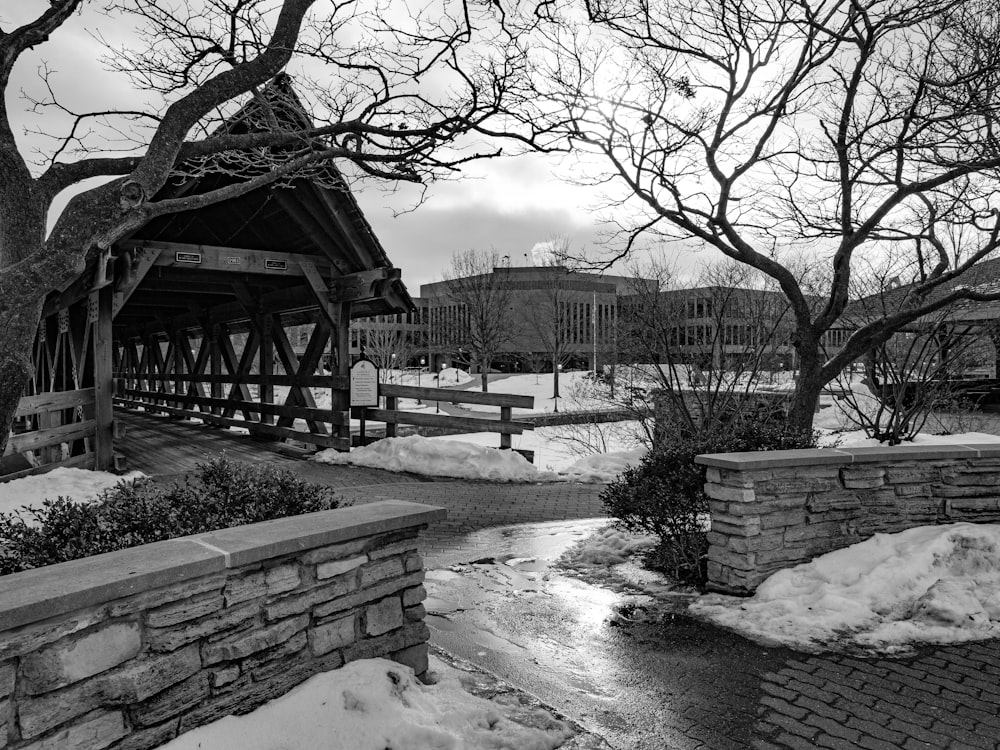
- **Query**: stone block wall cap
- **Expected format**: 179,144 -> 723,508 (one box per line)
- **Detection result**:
695,448 -> 853,470
0,501 -> 445,633
836,444 -> 978,462
191,501 -> 447,568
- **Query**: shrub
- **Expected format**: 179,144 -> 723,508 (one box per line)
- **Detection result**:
0,456 -> 339,575
601,418 -> 817,586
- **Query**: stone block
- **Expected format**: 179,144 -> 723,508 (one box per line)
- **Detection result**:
300,538 -> 370,565
404,553 -> 423,574
263,578 -> 355,621
368,535 -> 420,560
108,574 -> 226,619
313,572 -> 424,620
359,558 -> 406,588
759,510 -> 807,530
894,483 -> 932,498
783,521 -> 843,543
264,565 -> 301,596
933,484 -> 994,498
402,586 -> 426,608
343,622 -> 430,665
948,497 -> 1000,512
0,662 -> 13,699
309,615 -> 357,656
146,593 -> 224,628
757,477 -> 840,494
404,604 -> 426,623
18,645 -> 200,738
201,614 -> 309,665
241,632 -> 308,681
727,534 -> 784,554
365,597 -> 404,637
129,674 -> 210,728
315,555 -> 366,580
392,643 -> 429,676
210,666 -> 240,689
705,467 -> 722,484
885,467 -> 941,484
704,484 -> 755,503
0,609 -> 105,662
146,601 -> 259,653
942,471 -> 1000,486
709,515 -> 760,537
223,571 -> 265,607
20,710 -> 125,750
21,620 -> 141,695
706,546 -> 755,571
806,492 -> 862,512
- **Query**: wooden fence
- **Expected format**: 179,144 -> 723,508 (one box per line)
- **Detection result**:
4,388 -> 99,480
359,383 -> 535,452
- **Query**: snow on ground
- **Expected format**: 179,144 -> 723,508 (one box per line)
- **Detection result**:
690,523 -> 1000,654
159,655 -> 574,750
0,467 -> 145,517
454,372 -> 610,415
314,432 -> 645,483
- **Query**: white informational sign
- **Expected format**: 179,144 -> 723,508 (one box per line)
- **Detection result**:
350,360 -> 379,407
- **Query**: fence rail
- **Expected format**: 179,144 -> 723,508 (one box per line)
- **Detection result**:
3,388 -> 98,481
366,383 -> 535,453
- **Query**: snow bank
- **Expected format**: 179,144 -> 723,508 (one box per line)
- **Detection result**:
0,468 -> 145,517
158,656 -> 574,750
315,436 -> 559,482
690,522 -> 1000,653
315,435 -> 642,483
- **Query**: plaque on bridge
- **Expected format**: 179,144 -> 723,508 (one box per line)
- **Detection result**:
350,360 -> 379,407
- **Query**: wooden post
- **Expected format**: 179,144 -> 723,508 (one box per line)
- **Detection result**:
334,301 -> 352,445
210,324 -> 223,416
93,287 -> 114,470
385,396 -> 397,438
500,405 -> 512,450
259,315 -> 275,425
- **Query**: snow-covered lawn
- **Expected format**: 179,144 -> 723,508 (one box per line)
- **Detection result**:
159,655 -> 574,750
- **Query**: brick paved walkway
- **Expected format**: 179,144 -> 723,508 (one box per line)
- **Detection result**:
119,409 -> 1000,749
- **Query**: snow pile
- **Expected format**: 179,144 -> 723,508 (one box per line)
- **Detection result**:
315,436 -> 558,482
159,656 -> 574,750
439,367 -> 474,387
563,524 -> 656,566
316,434 -> 642,483
558,447 -> 645,483
690,523 -> 1000,653
0,467 -> 145,517
821,430 -> 1000,449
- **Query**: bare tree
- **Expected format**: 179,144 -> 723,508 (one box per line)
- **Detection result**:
833,258 -> 1000,444
0,0 -> 544,454
359,320 -> 415,383
618,258 -> 801,438
520,0 -> 1000,435
438,248 -> 520,392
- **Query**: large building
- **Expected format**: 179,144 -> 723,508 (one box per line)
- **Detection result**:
420,265 -> 656,372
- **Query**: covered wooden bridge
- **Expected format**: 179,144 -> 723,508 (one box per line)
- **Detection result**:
6,83 -> 412,479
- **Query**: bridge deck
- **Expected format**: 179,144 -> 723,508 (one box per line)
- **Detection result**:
114,408 -> 303,476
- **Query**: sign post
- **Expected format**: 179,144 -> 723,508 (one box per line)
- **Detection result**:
350,359 -> 379,446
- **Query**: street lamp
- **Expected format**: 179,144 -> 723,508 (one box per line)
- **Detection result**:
418,357 -> 425,404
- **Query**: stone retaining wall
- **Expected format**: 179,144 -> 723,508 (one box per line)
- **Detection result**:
0,500 -> 444,750
695,443 -> 1000,595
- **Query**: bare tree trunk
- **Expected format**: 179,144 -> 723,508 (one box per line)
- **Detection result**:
786,342 -> 823,436
480,361 -> 489,393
